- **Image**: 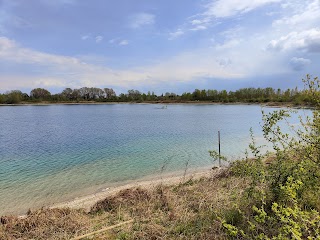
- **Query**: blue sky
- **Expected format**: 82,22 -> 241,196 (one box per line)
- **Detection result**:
0,0 -> 320,94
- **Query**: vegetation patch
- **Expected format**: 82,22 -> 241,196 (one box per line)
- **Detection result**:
214,75 -> 320,239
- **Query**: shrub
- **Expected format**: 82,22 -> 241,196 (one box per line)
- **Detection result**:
214,75 -> 320,239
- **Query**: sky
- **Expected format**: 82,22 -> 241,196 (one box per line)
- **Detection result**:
0,0 -> 320,94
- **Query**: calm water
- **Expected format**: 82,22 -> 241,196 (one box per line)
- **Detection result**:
0,104 -> 311,215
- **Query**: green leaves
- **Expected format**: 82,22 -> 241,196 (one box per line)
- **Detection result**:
216,75 -> 320,239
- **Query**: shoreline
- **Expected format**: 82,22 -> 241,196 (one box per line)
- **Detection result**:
0,101 -> 313,109
0,101 -> 259,106
48,166 -> 218,214
3,166 -> 218,218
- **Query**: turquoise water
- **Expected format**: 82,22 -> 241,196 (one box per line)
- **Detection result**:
0,104 -> 311,215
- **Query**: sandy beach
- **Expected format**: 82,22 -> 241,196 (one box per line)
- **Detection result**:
50,167 -> 221,212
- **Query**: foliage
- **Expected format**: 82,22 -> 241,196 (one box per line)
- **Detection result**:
216,75 -> 320,239
0,82 -> 319,104
30,88 -> 51,100
0,90 -> 28,104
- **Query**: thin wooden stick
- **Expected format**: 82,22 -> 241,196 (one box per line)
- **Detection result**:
218,130 -> 221,167
71,219 -> 134,240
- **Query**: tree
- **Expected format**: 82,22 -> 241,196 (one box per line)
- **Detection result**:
219,90 -> 228,102
78,87 -> 90,100
90,87 -> 104,99
30,88 -> 51,100
192,89 -> 201,100
200,89 -> 207,100
165,92 -> 177,100
127,90 -> 141,101
181,92 -> 192,101
5,90 -> 23,104
104,88 -> 116,99
0,94 -> 4,104
61,88 -> 73,100
71,89 -> 80,101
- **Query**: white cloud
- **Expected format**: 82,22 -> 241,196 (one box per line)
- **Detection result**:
0,37 -> 15,51
34,77 -> 67,87
95,36 -> 103,43
0,37 -> 139,89
204,0 -> 282,18
170,16 -> 210,38
0,34 -> 305,92
289,57 -> 311,71
76,54 -> 110,65
268,28 -> 320,52
133,50 -> 245,83
176,0 -> 281,39
81,35 -> 89,40
129,13 -> 155,29
80,35 -> 103,43
108,39 -> 129,46
190,18 -> 211,25
190,25 -> 207,31
0,37 -> 81,66
191,19 -> 203,25
0,75 -> 69,91
0,37 -> 248,91
169,29 -> 184,40
119,40 -> 128,46
273,0 -> 320,29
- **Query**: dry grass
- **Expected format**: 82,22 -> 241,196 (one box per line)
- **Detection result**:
0,208 -> 89,240
0,168 -> 249,239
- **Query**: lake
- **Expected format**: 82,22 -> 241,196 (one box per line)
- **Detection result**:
0,104 -> 311,215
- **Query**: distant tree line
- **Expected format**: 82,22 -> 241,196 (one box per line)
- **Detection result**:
0,86 -> 317,105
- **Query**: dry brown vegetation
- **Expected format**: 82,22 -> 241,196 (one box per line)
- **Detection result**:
0,168 -> 249,239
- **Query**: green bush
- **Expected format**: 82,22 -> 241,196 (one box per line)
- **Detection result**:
214,75 -> 320,239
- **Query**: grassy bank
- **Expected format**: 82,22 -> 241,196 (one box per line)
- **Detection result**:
0,167 -> 246,239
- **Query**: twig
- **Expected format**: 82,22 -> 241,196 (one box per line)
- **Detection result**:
71,219 -> 134,240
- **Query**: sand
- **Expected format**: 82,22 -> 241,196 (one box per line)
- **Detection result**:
50,167 -> 223,212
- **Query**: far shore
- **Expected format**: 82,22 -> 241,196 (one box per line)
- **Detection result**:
0,101 -> 313,109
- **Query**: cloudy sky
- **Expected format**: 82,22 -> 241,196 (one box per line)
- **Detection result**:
0,0 -> 319,94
